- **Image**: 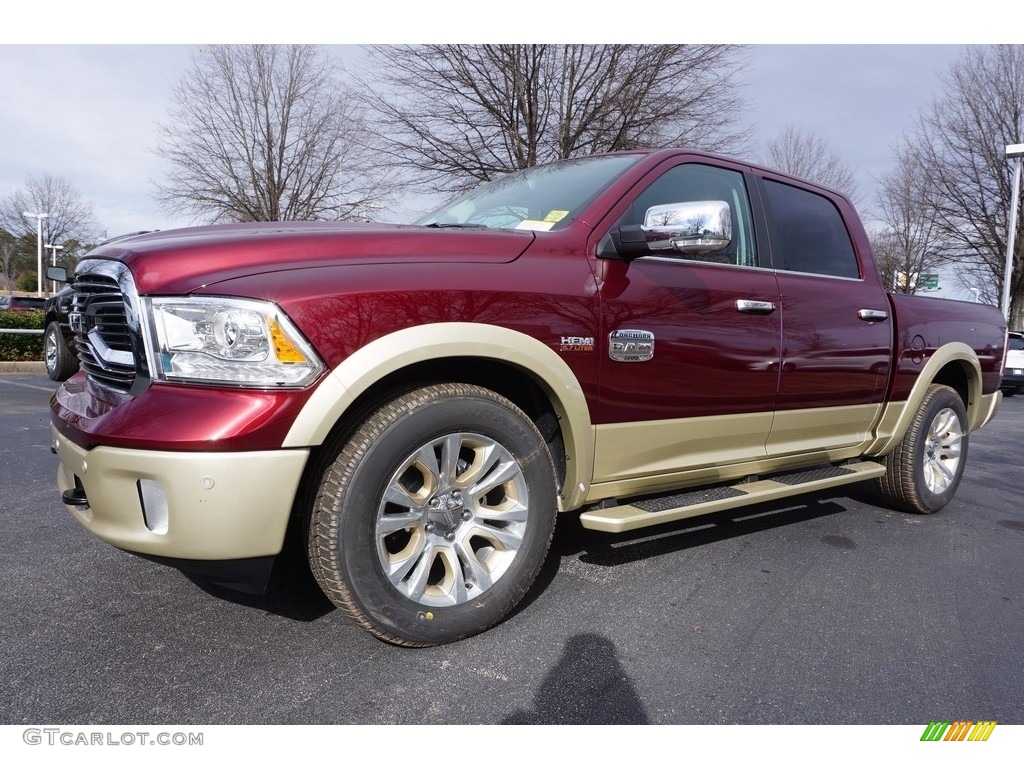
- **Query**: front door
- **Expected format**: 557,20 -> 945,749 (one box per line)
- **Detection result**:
590,159 -> 782,488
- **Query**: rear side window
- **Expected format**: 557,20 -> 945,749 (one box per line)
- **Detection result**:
762,179 -> 859,279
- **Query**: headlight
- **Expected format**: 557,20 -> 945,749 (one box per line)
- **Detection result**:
146,297 -> 324,387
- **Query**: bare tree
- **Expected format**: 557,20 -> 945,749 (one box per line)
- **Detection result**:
870,148 -> 944,294
0,174 -> 99,282
763,125 -> 859,205
0,232 -> 16,292
902,45 -> 1024,326
360,44 -> 751,193
155,45 -> 393,223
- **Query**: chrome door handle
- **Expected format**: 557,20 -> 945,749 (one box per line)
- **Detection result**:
857,309 -> 888,322
736,299 -> 776,314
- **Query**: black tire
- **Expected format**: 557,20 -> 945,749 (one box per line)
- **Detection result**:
44,321 -> 78,381
308,383 -> 558,646
876,384 -> 969,514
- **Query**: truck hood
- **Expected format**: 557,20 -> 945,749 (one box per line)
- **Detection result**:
82,221 -> 536,294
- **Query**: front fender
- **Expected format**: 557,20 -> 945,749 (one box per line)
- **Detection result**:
282,322 -> 596,510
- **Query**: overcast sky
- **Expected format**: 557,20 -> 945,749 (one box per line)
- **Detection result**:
0,2 -> 1012,300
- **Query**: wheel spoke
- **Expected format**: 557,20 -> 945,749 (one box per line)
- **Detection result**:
469,456 -> 522,499
376,510 -> 422,536
412,444 -> 443,488
455,441 -> 499,487
939,433 -> 962,456
469,520 -> 525,550
930,409 -> 958,441
439,434 -> 462,485
476,499 -> 529,522
453,539 -> 495,592
383,483 -> 423,510
401,542 -> 439,601
384,534 -> 428,584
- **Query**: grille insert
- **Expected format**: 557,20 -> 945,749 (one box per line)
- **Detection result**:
71,266 -> 138,391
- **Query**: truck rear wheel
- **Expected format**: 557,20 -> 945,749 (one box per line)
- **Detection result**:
307,383 -> 557,646
876,384 -> 968,514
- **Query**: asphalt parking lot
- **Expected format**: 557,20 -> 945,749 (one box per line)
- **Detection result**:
1,372 -> 1022,726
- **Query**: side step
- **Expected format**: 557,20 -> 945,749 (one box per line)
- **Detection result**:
579,461 -> 886,533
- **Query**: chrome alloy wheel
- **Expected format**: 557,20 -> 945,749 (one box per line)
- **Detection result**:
44,326 -> 58,372
922,407 -> 963,494
375,432 -> 529,607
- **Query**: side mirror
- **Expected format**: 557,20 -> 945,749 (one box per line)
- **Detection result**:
599,200 -> 733,260
46,266 -> 69,283
643,200 -> 732,255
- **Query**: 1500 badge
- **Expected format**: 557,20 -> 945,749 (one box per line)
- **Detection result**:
609,329 -> 655,362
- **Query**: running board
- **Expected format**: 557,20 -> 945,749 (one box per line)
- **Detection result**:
579,461 -> 886,533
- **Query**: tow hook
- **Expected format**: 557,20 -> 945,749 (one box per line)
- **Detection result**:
61,487 -> 89,508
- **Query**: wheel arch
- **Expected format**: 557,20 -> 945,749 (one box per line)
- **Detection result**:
283,322 -> 595,510
868,342 -> 985,456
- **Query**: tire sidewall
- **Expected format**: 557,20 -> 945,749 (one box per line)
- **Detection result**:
332,389 -> 556,644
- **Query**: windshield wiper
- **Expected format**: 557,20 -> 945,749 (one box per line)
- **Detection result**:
422,222 -> 489,229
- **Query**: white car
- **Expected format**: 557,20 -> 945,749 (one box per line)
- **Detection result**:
1003,331 -> 1024,395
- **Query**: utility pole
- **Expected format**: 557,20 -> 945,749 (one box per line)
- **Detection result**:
22,211 -> 49,296
1003,144 -> 1024,325
44,244 -> 64,295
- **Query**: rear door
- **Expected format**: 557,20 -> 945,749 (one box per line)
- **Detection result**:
756,175 -> 893,455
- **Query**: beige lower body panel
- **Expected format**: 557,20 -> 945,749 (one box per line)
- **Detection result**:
52,426 -> 309,560
592,411 -> 774,487
588,405 -> 879,503
766,402 -> 882,456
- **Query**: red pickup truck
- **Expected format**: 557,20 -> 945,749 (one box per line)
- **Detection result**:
49,149 -> 1008,646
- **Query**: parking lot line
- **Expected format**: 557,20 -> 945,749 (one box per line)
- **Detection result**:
0,378 -> 55,393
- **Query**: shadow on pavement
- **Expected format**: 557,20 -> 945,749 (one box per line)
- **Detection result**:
502,633 -> 649,724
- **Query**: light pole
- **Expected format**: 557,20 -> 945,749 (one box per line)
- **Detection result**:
44,244 -> 63,294
22,211 -> 49,296
1003,143 -> 1024,325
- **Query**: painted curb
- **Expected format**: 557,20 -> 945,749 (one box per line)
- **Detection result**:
0,361 -> 47,374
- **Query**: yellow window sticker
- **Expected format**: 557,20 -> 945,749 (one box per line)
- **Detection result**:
544,210 -> 569,223
516,220 -> 555,231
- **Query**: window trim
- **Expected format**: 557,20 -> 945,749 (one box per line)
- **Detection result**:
590,157 -> 772,272
753,174 -> 864,281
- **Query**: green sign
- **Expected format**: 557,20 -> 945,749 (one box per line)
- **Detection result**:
919,273 -> 940,290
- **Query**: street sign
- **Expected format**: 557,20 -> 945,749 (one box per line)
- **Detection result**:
919,273 -> 940,290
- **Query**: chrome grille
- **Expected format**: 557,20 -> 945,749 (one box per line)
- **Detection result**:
71,262 -> 141,391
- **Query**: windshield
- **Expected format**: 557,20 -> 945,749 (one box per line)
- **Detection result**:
416,154 -> 644,231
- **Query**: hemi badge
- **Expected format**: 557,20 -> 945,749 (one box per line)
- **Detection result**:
609,329 -> 654,362
559,336 -> 595,352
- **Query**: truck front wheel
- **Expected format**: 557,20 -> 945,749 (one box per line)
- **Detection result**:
876,384 -> 969,514
307,383 -> 558,646
44,321 -> 78,381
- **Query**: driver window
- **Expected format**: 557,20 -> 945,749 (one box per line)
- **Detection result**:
620,164 -> 757,267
